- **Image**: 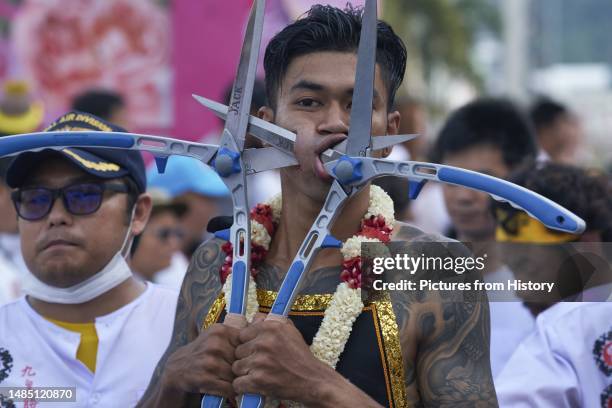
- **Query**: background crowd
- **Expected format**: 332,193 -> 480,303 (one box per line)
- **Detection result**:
0,0 -> 610,406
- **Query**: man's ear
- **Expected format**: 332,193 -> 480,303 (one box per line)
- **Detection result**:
259,106 -> 274,121
131,193 -> 152,236
381,110 -> 401,157
387,110 -> 400,135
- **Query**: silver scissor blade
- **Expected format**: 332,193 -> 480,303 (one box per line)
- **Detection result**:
242,147 -> 297,173
194,94 -> 417,160
345,0 -> 377,157
193,94 -> 296,157
335,133 -> 418,153
221,0 -> 265,152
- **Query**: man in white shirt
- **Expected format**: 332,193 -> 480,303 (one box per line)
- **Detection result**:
0,112 -> 178,407
496,302 -> 611,407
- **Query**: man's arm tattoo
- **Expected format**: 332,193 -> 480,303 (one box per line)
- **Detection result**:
137,239 -> 225,407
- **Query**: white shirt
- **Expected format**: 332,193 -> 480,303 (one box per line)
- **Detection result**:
485,266 -> 535,378
0,255 -> 21,306
153,252 -> 190,291
496,302 -> 612,407
0,282 -> 178,407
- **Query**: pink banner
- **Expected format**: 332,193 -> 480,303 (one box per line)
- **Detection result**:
172,0 -> 374,142
8,0 -> 171,133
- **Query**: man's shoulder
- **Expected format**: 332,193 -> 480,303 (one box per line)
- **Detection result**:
392,221 -> 470,259
393,221 -> 455,243
190,237 -> 227,271
0,297 -> 30,338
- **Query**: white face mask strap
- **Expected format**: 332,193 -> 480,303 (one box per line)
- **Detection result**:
120,205 -> 137,259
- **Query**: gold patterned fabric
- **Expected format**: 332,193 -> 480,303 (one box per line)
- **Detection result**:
200,288 -> 407,407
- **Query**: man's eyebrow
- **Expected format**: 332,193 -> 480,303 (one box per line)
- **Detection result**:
289,80 -> 325,93
347,88 -> 381,101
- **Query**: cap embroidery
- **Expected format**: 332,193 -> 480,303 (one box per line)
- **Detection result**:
62,148 -> 121,172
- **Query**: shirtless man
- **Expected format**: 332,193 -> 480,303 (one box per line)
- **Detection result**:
139,5 -> 496,407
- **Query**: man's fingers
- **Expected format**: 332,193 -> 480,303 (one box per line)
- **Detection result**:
235,338 -> 258,360
252,312 -> 267,323
199,379 -> 235,400
232,353 -> 256,378
238,322 -> 261,343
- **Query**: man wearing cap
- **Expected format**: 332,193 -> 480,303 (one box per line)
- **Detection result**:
147,156 -> 229,258
0,112 -> 178,407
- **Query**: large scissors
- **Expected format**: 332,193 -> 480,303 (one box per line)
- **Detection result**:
224,1 -> 584,406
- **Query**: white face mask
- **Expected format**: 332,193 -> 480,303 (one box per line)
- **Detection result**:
22,208 -> 137,304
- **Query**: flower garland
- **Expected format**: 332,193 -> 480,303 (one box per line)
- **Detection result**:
220,185 -> 395,407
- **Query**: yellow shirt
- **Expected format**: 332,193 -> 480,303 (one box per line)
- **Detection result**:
46,318 -> 99,373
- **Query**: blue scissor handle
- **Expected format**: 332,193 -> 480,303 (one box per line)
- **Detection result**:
270,261 -> 304,316
229,261 -> 248,315
0,133 -> 135,157
201,395 -> 224,408
240,393 -> 264,408
437,167 -> 585,234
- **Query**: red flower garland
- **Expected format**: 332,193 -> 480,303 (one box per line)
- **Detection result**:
220,204 -> 277,284
220,205 -> 391,290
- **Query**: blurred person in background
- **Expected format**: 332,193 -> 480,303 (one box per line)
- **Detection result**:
0,159 -> 24,305
72,89 -> 129,129
0,112 -> 177,406
147,156 -> 229,258
494,164 -> 612,407
0,79 -> 45,304
131,189 -> 188,290
494,162 -> 612,316
530,97 -> 584,165
432,97 -> 538,378
386,96 -> 451,232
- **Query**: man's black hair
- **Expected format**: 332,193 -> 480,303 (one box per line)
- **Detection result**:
529,97 -> 568,131
432,98 -> 538,169
223,79 -> 267,114
71,90 -> 124,121
503,162 -> 612,242
263,4 -> 407,111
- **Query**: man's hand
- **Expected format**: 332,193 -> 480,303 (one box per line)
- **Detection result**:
161,323 -> 240,400
232,318 -> 382,407
232,318 -> 329,403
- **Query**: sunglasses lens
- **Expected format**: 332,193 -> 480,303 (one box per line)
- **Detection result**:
64,184 -> 104,215
18,189 -> 53,220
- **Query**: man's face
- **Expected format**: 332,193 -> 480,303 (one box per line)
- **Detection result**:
442,145 -> 510,240
261,51 -> 400,201
175,192 -> 218,250
18,157 -> 131,287
132,210 -> 183,280
540,114 -> 584,164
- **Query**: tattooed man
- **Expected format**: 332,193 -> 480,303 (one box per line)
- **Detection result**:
139,5 -> 497,407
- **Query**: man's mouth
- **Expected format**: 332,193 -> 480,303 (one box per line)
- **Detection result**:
313,135 -> 347,181
42,239 -> 78,251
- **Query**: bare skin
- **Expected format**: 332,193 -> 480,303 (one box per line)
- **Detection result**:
138,52 -> 496,407
18,157 -> 152,322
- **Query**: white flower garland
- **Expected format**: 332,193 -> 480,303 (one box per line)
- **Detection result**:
225,185 -> 395,407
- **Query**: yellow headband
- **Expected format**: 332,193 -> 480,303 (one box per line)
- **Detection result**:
495,210 -> 579,244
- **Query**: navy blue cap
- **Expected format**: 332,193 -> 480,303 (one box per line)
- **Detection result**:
6,111 -> 146,194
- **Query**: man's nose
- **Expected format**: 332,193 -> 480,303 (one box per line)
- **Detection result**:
47,196 -> 73,227
447,184 -> 482,204
318,102 -> 349,135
